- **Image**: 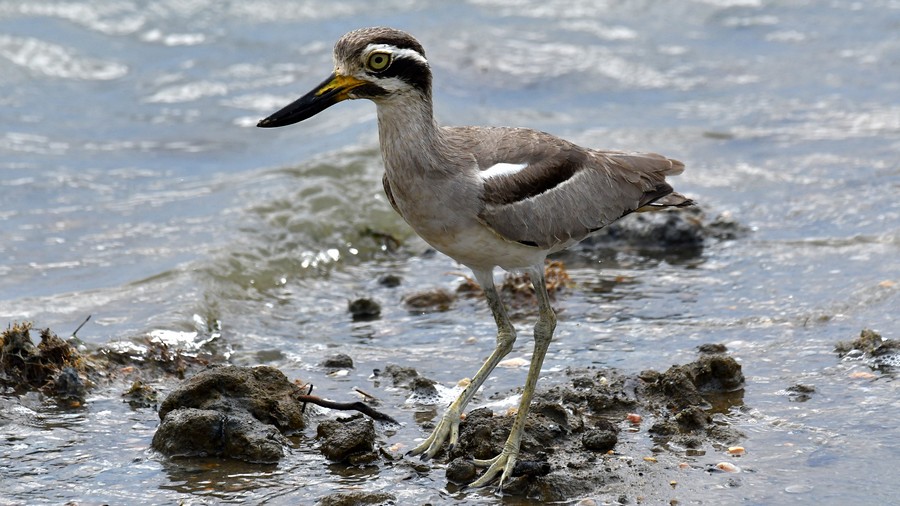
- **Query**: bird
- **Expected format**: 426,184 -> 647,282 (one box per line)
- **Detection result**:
258,27 -> 691,489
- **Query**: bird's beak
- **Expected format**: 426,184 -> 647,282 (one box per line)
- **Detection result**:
257,72 -> 367,128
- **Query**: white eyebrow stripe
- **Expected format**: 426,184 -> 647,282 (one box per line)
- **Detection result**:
480,162 -> 528,180
364,43 -> 429,65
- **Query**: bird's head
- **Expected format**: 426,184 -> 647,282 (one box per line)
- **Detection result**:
258,27 -> 431,128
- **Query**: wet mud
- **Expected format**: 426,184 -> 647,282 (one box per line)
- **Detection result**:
7,315 -> 895,503
410,350 -> 744,502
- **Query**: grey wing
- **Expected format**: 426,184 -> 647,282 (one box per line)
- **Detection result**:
477,143 -> 687,250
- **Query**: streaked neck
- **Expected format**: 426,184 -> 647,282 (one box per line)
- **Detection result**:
375,93 -> 450,176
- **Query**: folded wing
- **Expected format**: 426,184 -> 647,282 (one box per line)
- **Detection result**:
456,127 -> 690,250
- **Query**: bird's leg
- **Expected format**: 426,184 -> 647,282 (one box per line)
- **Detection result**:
408,268 -> 517,459
469,266 -> 557,490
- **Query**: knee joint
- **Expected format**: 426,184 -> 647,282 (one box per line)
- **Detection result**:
496,327 -> 516,354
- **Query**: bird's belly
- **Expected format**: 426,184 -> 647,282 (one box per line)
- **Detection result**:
413,219 -> 546,272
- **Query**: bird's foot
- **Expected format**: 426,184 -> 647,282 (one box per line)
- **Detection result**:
469,446 -> 519,489
407,407 -> 461,460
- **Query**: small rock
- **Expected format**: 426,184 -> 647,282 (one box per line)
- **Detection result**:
582,428 -> 618,452
697,343 -> 728,354
318,491 -> 396,506
786,384 -> 815,402
320,353 -> 354,369
727,446 -> 745,456
122,380 -> 159,409
408,376 -> 438,400
317,416 -> 376,462
152,407 -> 287,463
446,457 -> 477,483
579,207 -> 705,252
498,357 -> 529,368
51,366 -> 87,405
512,459 -> 552,477
377,274 -> 402,288
348,298 -> 381,321
403,288 -> 455,312
379,364 -> 420,386
714,461 -> 740,473
675,406 -> 711,430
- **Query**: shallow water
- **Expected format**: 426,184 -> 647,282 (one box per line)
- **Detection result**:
1,0 -> 899,504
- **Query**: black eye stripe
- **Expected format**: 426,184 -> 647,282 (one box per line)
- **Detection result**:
377,56 -> 431,92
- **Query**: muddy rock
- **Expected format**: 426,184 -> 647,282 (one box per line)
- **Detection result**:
316,415 -> 377,463
98,333 -> 214,379
574,206 -> 749,258
445,457 -> 477,483
122,380 -> 159,409
578,207 -> 704,253
376,364 -> 421,387
348,298 -> 381,321
408,376 -> 438,400
403,288 -> 455,312
377,273 -> 402,288
786,383 -> 815,402
317,491 -> 396,506
674,405 -> 712,431
50,366 -> 88,405
835,329 -> 900,370
449,407 -> 507,461
582,426 -> 618,452
153,407 -> 288,463
320,353 -> 354,369
646,354 -> 744,410
698,343 -> 728,354
152,365 -> 307,463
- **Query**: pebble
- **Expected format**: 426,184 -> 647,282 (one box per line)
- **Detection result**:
498,357 -> 529,368
626,413 -> 642,424
715,462 -> 740,473
727,446 -> 745,455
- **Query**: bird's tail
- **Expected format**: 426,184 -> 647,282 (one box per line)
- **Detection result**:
637,191 -> 694,212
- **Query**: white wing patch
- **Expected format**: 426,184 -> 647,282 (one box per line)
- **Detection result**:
479,162 -> 528,180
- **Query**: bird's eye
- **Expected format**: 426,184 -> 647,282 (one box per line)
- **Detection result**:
366,52 -> 391,71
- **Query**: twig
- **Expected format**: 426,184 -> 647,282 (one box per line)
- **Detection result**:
71,315 -> 91,339
352,386 -> 378,401
296,392 -> 399,424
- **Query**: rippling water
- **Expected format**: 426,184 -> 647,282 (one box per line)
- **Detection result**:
1,1 -> 899,504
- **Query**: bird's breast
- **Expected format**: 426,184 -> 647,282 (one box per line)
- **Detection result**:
383,170 -> 544,270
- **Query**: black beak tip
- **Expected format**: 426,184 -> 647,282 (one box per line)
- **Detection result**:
257,117 -> 276,128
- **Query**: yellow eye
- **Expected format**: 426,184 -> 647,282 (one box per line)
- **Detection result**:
366,52 -> 391,71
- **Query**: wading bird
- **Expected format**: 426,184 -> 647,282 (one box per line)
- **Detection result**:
258,27 -> 691,489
